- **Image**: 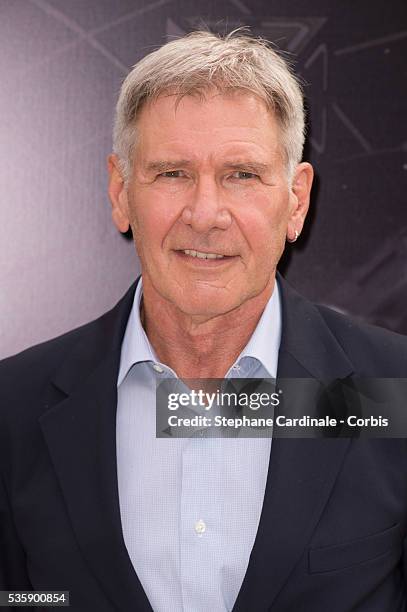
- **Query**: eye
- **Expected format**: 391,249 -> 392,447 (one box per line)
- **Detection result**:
231,171 -> 259,180
159,170 -> 186,179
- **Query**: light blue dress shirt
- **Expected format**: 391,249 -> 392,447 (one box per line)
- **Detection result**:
116,277 -> 282,612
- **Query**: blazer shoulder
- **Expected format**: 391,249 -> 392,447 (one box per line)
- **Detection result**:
0,310 -> 120,437
0,316 -> 99,391
0,279 -> 138,392
0,278 -> 137,420
0,318 -> 102,462
315,304 -> 407,376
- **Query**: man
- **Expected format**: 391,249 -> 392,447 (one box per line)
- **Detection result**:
1,30 -> 406,612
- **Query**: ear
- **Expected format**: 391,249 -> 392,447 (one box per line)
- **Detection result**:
107,154 -> 130,233
287,162 -> 314,242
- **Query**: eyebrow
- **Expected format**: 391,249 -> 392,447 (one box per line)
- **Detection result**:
225,161 -> 271,175
145,159 -> 272,175
145,160 -> 193,174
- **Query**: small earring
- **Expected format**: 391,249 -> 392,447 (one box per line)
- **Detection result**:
287,229 -> 299,243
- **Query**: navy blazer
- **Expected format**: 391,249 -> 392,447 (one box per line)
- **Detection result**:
1,275 -> 407,611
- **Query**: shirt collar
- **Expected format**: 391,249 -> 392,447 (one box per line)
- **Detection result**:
117,277 -> 158,386
118,276 -> 282,386
229,280 -> 281,378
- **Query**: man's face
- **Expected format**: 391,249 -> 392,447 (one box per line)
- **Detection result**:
109,91 -> 312,318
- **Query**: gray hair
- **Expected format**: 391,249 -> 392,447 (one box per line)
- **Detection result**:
113,29 -> 305,183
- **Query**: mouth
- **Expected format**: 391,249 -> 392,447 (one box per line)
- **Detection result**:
182,249 -> 227,259
174,249 -> 237,266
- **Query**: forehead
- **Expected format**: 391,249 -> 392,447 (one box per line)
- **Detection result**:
134,90 -> 283,162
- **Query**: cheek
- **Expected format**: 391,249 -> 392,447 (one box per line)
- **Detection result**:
238,197 -> 289,256
129,193 -> 181,253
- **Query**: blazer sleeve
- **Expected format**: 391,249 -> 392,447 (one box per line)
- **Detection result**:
0,472 -> 32,591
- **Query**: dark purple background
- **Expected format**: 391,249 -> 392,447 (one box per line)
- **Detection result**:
1,0 -> 406,358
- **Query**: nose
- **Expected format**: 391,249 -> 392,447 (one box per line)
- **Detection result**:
181,176 -> 232,232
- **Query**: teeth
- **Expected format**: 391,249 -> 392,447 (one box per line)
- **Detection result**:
183,249 -> 225,259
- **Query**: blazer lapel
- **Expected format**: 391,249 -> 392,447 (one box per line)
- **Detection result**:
39,279 -> 153,612
233,276 -> 355,612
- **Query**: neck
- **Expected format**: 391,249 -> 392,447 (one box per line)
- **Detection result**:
140,277 -> 275,379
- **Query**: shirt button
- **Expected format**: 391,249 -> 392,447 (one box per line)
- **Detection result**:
232,364 -> 241,371
194,519 -> 206,536
152,363 -> 164,373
